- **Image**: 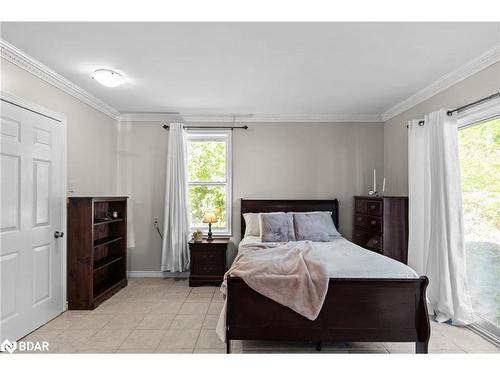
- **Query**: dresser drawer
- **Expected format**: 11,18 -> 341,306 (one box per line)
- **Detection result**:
354,213 -> 382,232
365,200 -> 382,216
353,229 -> 383,253
191,250 -> 225,270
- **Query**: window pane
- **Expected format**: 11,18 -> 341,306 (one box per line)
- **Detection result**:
187,140 -> 226,182
188,184 -> 227,230
458,117 -> 500,335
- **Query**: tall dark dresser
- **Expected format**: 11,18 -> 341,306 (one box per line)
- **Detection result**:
352,196 -> 409,264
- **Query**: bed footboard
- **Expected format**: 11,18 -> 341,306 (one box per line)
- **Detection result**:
225,276 -> 430,353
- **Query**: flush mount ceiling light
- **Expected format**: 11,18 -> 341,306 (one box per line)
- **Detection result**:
92,69 -> 125,87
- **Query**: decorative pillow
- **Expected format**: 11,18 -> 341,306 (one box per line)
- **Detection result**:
243,213 -> 261,237
293,212 -> 340,241
260,212 -> 295,242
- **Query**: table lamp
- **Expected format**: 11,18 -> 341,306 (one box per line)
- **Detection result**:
202,211 -> 218,241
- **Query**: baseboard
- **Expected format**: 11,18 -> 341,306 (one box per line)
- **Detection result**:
127,271 -> 189,278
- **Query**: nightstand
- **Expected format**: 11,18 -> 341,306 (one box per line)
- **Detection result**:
188,238 -> 229,287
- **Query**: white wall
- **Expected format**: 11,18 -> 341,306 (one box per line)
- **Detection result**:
384,61 -> 500,195
1,59 -> 118,196
118,121 -> 384,272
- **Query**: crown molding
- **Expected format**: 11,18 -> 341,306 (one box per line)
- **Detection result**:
3,38 -> 498,125
119,112 -> 382,123
381,44 -> 500,121
0,39 -> 121,120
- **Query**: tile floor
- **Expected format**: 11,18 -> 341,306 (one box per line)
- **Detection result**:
20,278 -> 500,354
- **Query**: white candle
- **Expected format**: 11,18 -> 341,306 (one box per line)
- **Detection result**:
382,178 -> 386,193
373,169 -> 376,192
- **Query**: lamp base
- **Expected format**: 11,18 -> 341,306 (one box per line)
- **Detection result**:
207,223 -> 214,241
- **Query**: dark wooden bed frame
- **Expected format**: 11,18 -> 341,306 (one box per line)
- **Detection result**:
225,199 -> 430,353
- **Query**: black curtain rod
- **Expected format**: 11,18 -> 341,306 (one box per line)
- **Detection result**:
408,91 -> 500,128
446,91 -> 500,116
162,125 -> 248,130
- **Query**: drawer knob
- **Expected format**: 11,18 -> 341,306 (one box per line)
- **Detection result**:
373,240 -> 378,244
370,205 -> 376,209
370,220 -> 377,225
357,217 -> 362,221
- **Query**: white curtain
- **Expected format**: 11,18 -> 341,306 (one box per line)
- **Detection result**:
161,123 -> 190,272
407,109 -> 473,326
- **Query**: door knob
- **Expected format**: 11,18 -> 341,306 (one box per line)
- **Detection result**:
54,231 -> 64,239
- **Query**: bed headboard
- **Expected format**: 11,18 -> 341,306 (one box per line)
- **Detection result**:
240,199 -> 339,240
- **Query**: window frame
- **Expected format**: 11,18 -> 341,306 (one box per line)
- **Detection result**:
457,97 -> 500,345
185,128 -> 232,237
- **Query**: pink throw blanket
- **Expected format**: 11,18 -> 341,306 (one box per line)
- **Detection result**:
216,241 -> 329,341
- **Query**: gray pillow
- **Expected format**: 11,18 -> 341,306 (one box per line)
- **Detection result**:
293,212 -> 337,241
260,212 -> 295,242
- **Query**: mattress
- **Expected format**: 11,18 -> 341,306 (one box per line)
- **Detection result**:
238,235 -> 418,279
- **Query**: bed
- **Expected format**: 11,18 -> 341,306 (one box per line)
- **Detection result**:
223,199 -> 430,353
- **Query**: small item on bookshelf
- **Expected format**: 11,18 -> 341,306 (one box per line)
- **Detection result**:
106,211 -> 119,219
192,230 -> 203,242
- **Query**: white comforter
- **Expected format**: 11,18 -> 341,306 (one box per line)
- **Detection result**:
238,235 -> 418,279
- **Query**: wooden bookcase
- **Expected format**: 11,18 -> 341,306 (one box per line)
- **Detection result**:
67,197 -> 128,309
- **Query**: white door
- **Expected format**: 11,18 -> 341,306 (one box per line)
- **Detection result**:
0,98 -> 65,341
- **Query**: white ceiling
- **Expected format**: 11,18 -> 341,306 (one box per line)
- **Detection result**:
1,22 -> 500,120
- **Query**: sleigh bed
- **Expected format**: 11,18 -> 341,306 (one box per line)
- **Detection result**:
224,199 -> 430,353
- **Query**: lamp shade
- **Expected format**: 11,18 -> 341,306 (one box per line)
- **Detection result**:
202,211 -> 218,224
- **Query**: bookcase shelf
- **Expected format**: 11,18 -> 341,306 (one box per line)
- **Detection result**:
94,218 -> 124,226
67,197 -> 128,310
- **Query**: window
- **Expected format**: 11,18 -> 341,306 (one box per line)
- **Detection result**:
186,130 -> 232,236
458,115 -> 499,342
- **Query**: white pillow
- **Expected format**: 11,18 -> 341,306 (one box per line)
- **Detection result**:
292,211 -> 340,241
243,213 -> 261,237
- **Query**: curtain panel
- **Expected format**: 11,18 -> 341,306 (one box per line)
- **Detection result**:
408,109 -> 473,325
161,123 -> 190,272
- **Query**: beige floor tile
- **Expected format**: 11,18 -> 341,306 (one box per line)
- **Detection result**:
161,293 -> 189,302
207,301 -> 224,315
148,301 -> 183,315
170,315 -> 205,330
116,348 -> 156,353
179,302 -> 209,315
185,295 -> 213,302
102,314 -> 145,330
383,342 -> 415,353
119,329 -> 165,350
193,348 -> 226,353
196,329 -> 225,349
428,336 -> 465,353
168,286 -> 192,295
75,329 -> 132,351
155,348 -> 194,353
70,314 -> 115,330
137,313 -> 176,330
51,329 -> 97,345
189,287 -> 216,296
114,301 -> 159,314
157,329 -> 200,349
202,315 -> 220,329
46,341 -> 79,353
40,315 -> 76,330
23,329 -> 63,343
